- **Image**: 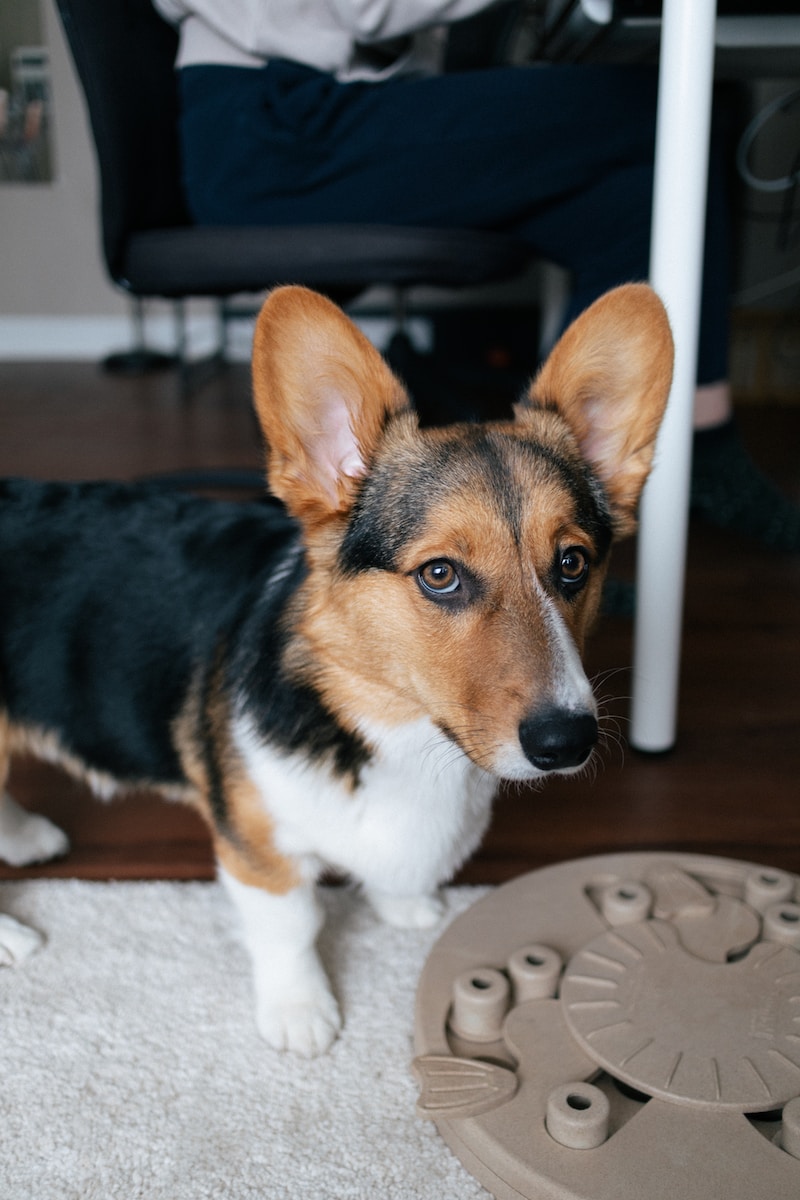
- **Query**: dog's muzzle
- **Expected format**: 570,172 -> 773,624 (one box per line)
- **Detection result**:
519,707 -> 598,773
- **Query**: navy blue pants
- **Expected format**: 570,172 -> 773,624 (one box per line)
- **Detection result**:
178,60 -> 729,383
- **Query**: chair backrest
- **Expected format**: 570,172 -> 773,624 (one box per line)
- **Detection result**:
56,0 -> 189,284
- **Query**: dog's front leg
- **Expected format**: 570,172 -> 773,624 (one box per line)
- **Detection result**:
365,889 -> 446,930
219,865 -> 341,1057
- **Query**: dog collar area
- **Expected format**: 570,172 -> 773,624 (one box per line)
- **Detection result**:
413,851 -> 800,1200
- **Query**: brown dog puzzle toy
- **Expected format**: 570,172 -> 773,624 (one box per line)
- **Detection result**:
413,852 -> 800,1199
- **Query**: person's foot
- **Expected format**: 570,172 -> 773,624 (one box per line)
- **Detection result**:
690,420 -> 800,551
601,420 -> 799,619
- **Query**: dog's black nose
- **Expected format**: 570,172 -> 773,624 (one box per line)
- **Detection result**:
519,707 -> 597,772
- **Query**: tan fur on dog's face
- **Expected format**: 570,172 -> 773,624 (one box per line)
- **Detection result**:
290,415 -> 605,777
252,284 -> 673,781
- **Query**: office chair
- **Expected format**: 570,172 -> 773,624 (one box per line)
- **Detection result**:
55,0 -> 533,392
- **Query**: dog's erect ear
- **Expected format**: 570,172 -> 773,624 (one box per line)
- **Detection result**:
251,286 -> 410,522
518,284 -> 674,537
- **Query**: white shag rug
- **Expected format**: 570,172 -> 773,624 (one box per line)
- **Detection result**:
0,879 -> 492,1200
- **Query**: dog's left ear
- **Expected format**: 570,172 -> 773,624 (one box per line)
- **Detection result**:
251,286 -> 410,523
518,284 -> 674,536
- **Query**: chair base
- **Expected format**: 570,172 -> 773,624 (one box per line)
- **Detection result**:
103,348 -> 178,375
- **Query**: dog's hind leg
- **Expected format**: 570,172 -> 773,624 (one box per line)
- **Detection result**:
218,853 -> 341,1058
0,716 -> 51,963
0,791 -> 69,867
0,716 -> 70,867
0,913 -> 43,965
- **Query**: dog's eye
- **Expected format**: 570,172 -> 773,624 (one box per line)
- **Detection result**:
417,560 -> 461,596
559,546 -> 589,591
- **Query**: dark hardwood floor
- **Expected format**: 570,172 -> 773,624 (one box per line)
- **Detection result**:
1,357 -> 798,885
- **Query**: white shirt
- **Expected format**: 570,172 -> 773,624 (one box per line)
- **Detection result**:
153,0 -> 503,81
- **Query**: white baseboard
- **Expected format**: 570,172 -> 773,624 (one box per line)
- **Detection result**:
0,312 -> 430,362
0,312 -> 248,362
0,316 -> 133,360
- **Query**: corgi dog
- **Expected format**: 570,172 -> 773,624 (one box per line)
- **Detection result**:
0,284 -> 672,1055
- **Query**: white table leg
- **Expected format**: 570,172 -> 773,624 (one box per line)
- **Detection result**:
630,0 -> 718,752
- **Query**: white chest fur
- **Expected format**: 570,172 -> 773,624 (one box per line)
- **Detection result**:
232,716 -> 497,895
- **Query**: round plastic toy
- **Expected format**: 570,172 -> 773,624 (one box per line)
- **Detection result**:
413,852 -> 800,1200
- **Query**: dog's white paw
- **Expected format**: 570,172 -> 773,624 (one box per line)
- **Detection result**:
368,890 -> 445,929
256,989 -> 342,1057
219,870 -> 341,1056
253,944 -> 341,1057
0,803 -> 70,867
0,914 -> 44,965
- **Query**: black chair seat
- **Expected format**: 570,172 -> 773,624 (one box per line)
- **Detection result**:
121,223 -> 529,298
56,0 -> 534,385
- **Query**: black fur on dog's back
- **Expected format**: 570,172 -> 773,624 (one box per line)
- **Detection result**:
0,479 -> 306,786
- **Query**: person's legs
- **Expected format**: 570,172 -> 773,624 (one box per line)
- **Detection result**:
178,61 -> 657,237
177,59 -> 797,551
179,58 -> 730,387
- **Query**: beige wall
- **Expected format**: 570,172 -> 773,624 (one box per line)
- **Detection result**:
0,1 -> 125,319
